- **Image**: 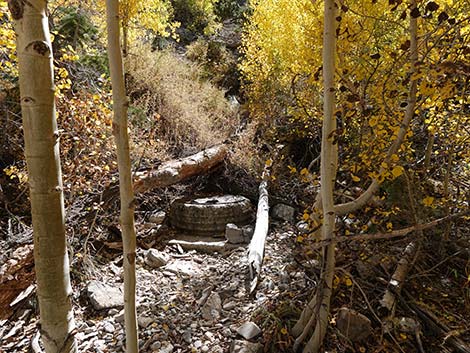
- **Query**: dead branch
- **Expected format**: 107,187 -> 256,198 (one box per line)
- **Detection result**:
310,211 -> 470,250
133,144 -> 228,193
406,297 -> 470,353
247,166 -> 271,294
168,239 -> 236,253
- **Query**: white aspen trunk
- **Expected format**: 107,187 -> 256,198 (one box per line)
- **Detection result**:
7,0 -> 77,352
105,1 -> 139,352
303,1 -> 338,351
294,1 -> 338,352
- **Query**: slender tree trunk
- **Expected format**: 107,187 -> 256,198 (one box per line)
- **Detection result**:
105,1 -> 139,352
305,1 -> 338,351
7,1 -> 77,352
293,1 -> 338,351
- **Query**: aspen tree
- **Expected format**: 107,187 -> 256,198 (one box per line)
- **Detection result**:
7,0 -> 77,352
105,0 -> 139,351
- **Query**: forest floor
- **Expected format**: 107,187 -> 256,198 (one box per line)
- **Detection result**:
1,180 -> 469,353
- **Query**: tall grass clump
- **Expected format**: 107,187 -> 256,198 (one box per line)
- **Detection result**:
126,44 -> 238,161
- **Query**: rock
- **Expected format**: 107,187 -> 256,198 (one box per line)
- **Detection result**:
242,226 -> 254,241
296,221 -> 310,234
108,308 -> 119,316
396,317 -> 420,333
182,330 -> 192,344
114,310 -> 125,323
230,340 -> 263,353
156,341 -> 173,353
149,211 -> 166,224
194,340 -> 203,348
165,259 -> 201,276
87,280 -> 123,310
223,301 -> 237,310
151,341 -> 162,350
236,322 -> 261,340
272,203 -> 295,222
336,307 -> 372,342
225,223 -> 244,244
145,249 -> 168,268
201,292 -> 222,321
102,322 -> 115,333
138,315 -> 154,328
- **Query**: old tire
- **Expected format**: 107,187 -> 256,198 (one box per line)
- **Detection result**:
170,195 -> 252,234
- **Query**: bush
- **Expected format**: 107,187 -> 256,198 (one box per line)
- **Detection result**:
170,0 -> 218,37
126,44 -> 239,160
186,39 -> 239,93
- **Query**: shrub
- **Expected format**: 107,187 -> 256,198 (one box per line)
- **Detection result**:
186,38 -> 239,93
126,44 -> 239,160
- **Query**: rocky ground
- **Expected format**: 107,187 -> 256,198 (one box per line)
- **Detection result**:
1,198 -> 469,353
0,213 -> 307,353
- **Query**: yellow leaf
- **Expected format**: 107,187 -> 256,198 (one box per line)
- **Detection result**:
296,235 -> 304,243
386,222 -> 393,231
422,196 -> 434,207
280,327 -> 288,335
300,168 -> 309,175
333,275 -> 340,288
391,165 -> 404,178
400,333 -> 407,340
344,277 -> 353,286
351,174 -> 360,182
265,158 -> 273,167
369,117 -> 378,127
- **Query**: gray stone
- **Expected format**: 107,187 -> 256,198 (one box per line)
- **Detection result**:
272,203 -> 295,222
242,226 -> 254,241
230,340 -> 263,353
336,307 -> 372,342
236,322 -> 261,340
145,249 -> 168,268
296,221 -> 310,234
182,330 -> 192,344
397,317 -> 420,333
102,322 -> 115,333
108,308 -> 119,316
157,342 -> 174,353
225,223 -> 244,244
201,292 -> 222,321
137,315 -> 154,328
223,301 -> 237,310
149,211 -> 166,224
87,280 -> 123,310
114,310 -> 125,323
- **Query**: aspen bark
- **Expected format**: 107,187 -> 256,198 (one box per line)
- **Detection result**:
293,1 -> 338,351
105,1 -> 138,352
303,1 -> 338,351
7,0 -> 77,352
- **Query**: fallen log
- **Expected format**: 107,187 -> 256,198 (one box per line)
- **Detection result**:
404,294 -> 470,353
133,144 -> 228,193
247,163 -> 271,294
168,239 -> 237,253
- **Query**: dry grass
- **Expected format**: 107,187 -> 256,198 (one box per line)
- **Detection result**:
126,44 -> 238,162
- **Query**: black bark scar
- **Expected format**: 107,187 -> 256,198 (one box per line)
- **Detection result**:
32,41 -> 50,56
8,0 -> 24,20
